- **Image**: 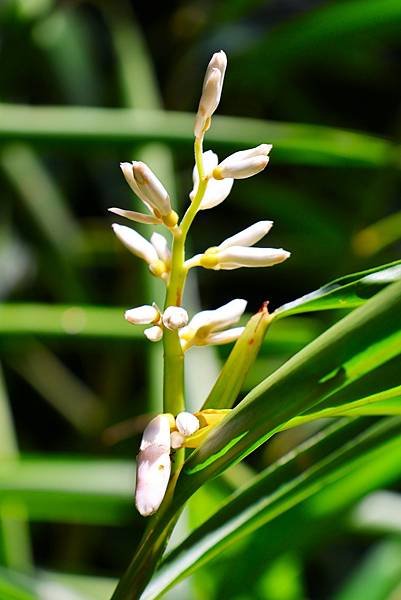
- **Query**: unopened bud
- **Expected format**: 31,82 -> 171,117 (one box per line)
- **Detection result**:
170,431 -> 185,449
162,306 -> 189,331
144,325 -> 163,342
151,233 -> 171,265
214,156 -> 269,180
194,51 -> 227,138
125,305 -> 160,325
176,412 -> 200,436
112,224 -> 159,265
131,162 -> 172,217
135,446 -> 171,516
216,246 -> 290,268
218,221 -> 273,250
140,414 -> 171,452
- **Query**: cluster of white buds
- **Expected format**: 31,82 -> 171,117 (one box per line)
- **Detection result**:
124,299 -> 247,350
136,411 -> 200,516
125,304 -> 189,342
185,221 -> 290,271
109,50 -> 291,517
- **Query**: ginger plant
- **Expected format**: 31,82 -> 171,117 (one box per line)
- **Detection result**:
110,50 -> 290,518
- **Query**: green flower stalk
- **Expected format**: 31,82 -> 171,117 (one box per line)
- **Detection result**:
110,50 -> 290,517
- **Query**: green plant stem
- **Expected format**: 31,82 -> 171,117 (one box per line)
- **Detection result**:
162,138 -> 207,417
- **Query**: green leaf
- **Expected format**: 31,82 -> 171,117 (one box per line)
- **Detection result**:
0,104 -> 398,168
275,259 -> 401,317
334,539 -> 401,600
0,457 -> 133,524
178,279 -> 401,498
202,307 -> 272,410
142,418 -> 401,598
113,280 -> 401,599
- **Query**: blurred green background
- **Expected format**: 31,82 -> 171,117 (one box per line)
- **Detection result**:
0,0 -> 401,598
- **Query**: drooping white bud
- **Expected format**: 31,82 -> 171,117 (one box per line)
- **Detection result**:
176,412 -> 200,436
151,232 -> 171,265
135,446 -> 171,516
108,207 -> 160,225
213,144 -> 272,180
205,327 -> 245,345
125,305 -> 160,325
162,306 -> 189,331
112,224 -> 158,264
170,431 -> 185,450
140,414 -> 171,452
144,325 -> 163,342
218,221 -> 273,250
215,246 -> 291,268
190,150 -> 233,210
194,51 -> 227,138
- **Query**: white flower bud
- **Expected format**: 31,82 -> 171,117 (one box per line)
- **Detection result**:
218,221 -> 273,250
151,232 -> 171,265
135,446 -> 171,516
162,306 -> 189,331
120,162 -> 153,212
170,431 -> 185,450
213,144 -> 272,180
190,150 -> 233,210
194,51 -> 227,138
215,156 -> 269,180
112,224 -> 159,265
132,162 -> 172,217
108,207 -> 159,225
190,299 -> 247,333
179,299 -> 247,350
176,412 -> 200,436
144,325 -> 163,342
204,326 -> 245,345
125,305 -> 160,325
140,414 -> 171,452
216,246 -> 291,268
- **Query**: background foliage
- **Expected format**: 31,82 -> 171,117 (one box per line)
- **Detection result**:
0,0 -> 401,598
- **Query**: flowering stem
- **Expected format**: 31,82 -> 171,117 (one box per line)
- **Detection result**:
162,137 -> 207,418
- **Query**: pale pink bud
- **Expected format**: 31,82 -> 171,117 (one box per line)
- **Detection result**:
135,446 -> 171,516
140,414 -> 171,452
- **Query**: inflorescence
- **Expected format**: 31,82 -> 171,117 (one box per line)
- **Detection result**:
110,51 -> 290,516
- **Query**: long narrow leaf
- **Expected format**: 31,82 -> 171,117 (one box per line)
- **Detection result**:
143,418 -> 401,598
0,104 -> 397,168
276,259 -> 401,317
